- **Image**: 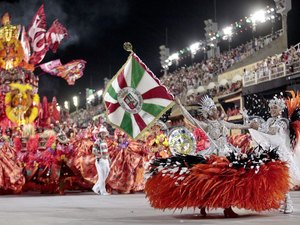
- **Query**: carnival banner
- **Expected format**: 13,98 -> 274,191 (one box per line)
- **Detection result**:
40,59 -> 62,75
28,5 -> 68,65
39,59 -> 86,85
28,4 -> 47,65
46,19 -> 68,53
103,53 -> 174,140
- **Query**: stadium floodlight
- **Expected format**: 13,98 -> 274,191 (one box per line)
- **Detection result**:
223,26 -> 233,37
190,42 -> 200,55
64,101 -> 69,110
87,94 -> 95,103
251,10 -> 266,24
73,96 -> 79,111
96,89 -> 103,97
222,26 -> 233,50
169,53 -> 179,61
159,45 -> 170,69
159,45 -> 170,74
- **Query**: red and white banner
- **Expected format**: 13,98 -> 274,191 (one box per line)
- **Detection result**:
39,59 -> 86,85
39,59 -> 62,75
46,19 -> 68,53
28,4 -> 48,65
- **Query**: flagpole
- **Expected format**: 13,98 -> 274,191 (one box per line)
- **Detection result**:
123,42 -> 133,54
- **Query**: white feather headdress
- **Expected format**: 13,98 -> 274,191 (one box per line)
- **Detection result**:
199,95 -> 216,118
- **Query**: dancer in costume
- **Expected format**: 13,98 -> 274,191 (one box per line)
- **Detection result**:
0,127 -> 25,194
176,96 -> 255,155
92,126 -> 110,195
145,96 -> 289,217
177,96 -> 259,216
107,129 -> 148,193
249,95 -> 300,214
70,126 -> 97,189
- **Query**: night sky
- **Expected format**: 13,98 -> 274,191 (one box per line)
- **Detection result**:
1,0 -> 300,110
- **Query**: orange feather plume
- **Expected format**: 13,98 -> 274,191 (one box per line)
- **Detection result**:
286,90 -> 300,118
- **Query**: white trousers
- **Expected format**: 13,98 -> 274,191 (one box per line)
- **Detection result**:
92,158 -> 110,195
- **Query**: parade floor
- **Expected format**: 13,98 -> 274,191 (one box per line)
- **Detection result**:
0,191 -> 300,225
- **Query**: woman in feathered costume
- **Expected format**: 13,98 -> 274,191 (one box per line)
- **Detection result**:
145,96 -> 289,218
249,93 -> 300,213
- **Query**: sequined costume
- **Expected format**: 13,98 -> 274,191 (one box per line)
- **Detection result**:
249,96 -> 300,214
145,96 -> 290,217
178,98 -> 250,156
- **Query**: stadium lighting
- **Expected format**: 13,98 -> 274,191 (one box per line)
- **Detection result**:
222,26 -> 233,50
251,10 -> 266,24
96,89 -> 103,97
223,26 -> 233,37
64,101 -> 69,110
169,53 -> 179,61
189,42 -> 200,55
73,96 -> 79,111
87,94 -> 95,103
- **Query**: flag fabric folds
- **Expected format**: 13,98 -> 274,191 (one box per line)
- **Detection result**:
39,59 -> 86,85
27,5 -> 68,65
103,53 -> 174,140
28,4 -> 47,65
46,19 -> 68,53
39,59 -> 62,75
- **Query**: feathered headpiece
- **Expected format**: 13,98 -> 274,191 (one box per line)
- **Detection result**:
199,95 -> 216,118
268,96 -> 286,111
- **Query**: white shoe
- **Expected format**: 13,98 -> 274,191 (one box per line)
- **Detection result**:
284,204 -> 293,214
92,187 -> 100,195
279,203 -> 285,212
101,192 -> 110,196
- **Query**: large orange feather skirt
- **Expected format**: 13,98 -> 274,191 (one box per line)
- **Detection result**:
145,155 -> 289,211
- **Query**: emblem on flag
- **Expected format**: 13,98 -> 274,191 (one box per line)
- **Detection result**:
103,53 -> 174,140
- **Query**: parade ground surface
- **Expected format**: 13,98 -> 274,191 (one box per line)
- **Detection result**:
1,191 -> 300,225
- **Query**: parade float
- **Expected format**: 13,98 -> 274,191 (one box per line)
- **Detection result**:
0,5 -> 87,194
0,6 -> 86,129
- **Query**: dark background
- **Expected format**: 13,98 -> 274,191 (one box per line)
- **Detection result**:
1,0 -> 300,110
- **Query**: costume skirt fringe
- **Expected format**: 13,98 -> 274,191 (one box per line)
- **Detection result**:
145,155 -> 289,211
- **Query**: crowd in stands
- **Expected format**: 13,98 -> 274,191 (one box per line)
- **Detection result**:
244,44 -> 300,85
160,31 -> 282,104
69,104 -> 105,127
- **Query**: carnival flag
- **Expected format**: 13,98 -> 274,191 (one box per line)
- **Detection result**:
39,59 -> 62,75
103,53 -> 174,140
46,19 -> 68,53
28,4 -> 48,65
39,59 -> 86,85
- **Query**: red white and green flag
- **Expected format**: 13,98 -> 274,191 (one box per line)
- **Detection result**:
103,53 -> 174,140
